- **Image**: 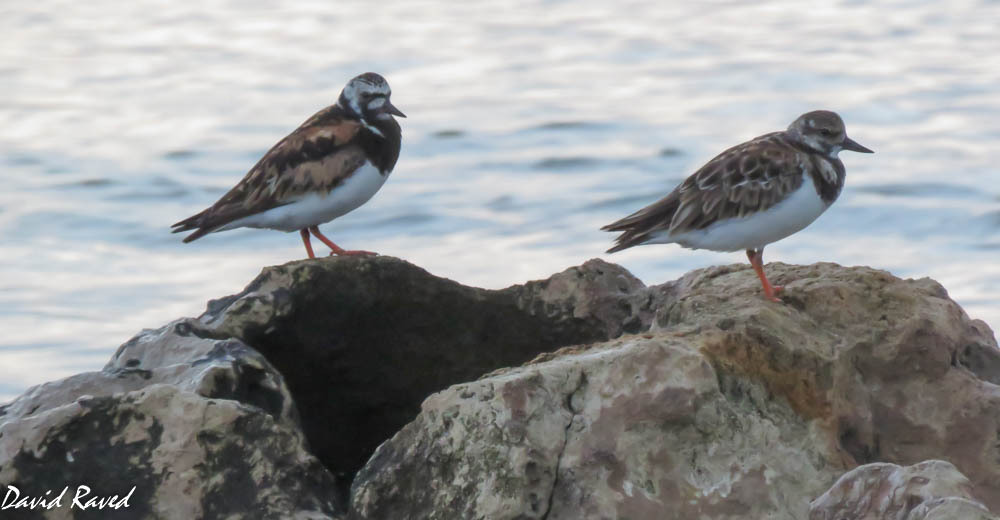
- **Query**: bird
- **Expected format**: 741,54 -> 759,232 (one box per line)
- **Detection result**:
172,72 -> 405,258
602,110 -> 873,302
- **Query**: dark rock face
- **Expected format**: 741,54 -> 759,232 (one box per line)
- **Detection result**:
191,256 -> 656,494
8,395 -> 162,520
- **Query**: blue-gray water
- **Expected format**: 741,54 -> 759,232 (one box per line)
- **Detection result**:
2,1 -> 999,402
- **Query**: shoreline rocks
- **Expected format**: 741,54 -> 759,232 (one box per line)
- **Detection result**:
2,256 -> 999,519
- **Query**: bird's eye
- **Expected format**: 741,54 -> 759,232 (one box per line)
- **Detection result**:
819,128 -> 833,136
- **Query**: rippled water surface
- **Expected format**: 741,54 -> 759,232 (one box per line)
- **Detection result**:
2,1 -> 999,401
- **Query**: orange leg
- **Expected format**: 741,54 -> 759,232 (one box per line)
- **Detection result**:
308,226 -> 377,257
746,248 -> 783,302
300,229 -> 315,259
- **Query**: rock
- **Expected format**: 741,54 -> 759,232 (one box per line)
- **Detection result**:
189,256 -> 656,494
349,261 -> 1000,519
3,257 -> 1000,519
4,320 -> 298,427
351,333 -> 817,518
915,499 -> 999,520
0,320 -> 342,518
809,460 -> 997,520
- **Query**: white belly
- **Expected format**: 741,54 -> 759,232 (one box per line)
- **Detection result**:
648,174 -> 831,252
220,162 -> 388,232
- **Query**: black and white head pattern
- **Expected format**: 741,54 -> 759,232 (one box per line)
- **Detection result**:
338,72 -> 395,137
786,110 -> 849,157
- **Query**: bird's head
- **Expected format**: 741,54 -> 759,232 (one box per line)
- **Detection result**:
338,72 -> 406,127
787,110 -> 872,157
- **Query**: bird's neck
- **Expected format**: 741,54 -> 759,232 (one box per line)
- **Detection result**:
807,154 -> 846,205
359,117 -> 402,174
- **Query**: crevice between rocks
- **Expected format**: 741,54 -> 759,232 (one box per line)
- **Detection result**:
542,371 -> 588,520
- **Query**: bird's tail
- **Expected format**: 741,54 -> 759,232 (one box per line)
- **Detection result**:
171,210 -> 213,243
601,194 -> 680,253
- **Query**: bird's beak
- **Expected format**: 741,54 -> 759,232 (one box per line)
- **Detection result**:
842,135 -> 873,153
383,100 -> 406,118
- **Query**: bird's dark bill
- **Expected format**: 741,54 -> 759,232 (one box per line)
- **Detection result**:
384,101 -> 406,118
842,136 -> 873,153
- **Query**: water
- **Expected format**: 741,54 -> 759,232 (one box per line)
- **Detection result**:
2,1 -> 999,402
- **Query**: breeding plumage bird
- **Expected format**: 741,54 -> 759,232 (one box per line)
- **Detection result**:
603,110 -> 873,302
172,72 -> 405,258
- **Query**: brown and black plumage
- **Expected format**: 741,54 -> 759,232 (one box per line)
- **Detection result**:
172,72 -> 405,258
603,110 -> 873,301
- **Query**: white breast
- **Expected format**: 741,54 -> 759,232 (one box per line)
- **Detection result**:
219,161 -> 389,233
647,173 -> 831,252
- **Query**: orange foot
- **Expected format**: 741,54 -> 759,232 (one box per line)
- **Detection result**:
747,248 -> 785,303
762,285 -> 785,303
308,226 -> 377,257
330,250 -> 378,257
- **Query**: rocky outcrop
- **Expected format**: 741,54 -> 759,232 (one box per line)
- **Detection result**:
0,256 -> 654,517
0,321 -> 340,518
810,460 -> 997,520
349,261 -> 1000,519
1,257 -> 999,519
187,256 -> 656,496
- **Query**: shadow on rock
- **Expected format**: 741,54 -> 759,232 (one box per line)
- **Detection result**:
191,256 -> 660,498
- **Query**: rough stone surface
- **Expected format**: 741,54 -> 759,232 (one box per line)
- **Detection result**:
0,321 -> 342,519
349,261 -> 1000,519
190,255 -> 657,493
4,257 -> 1000,519
4,320 -> 298,428
809,460 -> 997,520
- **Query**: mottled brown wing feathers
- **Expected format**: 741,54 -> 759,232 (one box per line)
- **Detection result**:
603,133 -> 806,252
172,107 -> 365,241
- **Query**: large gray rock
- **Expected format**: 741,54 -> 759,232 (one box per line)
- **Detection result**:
0,320 -> 341,519
809,460 -> 997,520
350,262 -> 1000,519
188,256 -> 656,494
351,333 -> 821,518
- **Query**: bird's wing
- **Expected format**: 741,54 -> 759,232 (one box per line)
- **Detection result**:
172,106 -> 367,241
668,134 -> 806,234
603,133 -> 807,252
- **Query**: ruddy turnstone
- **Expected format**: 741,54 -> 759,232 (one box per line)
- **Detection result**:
171,72 -> 405,258
602,110 -> 872,302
